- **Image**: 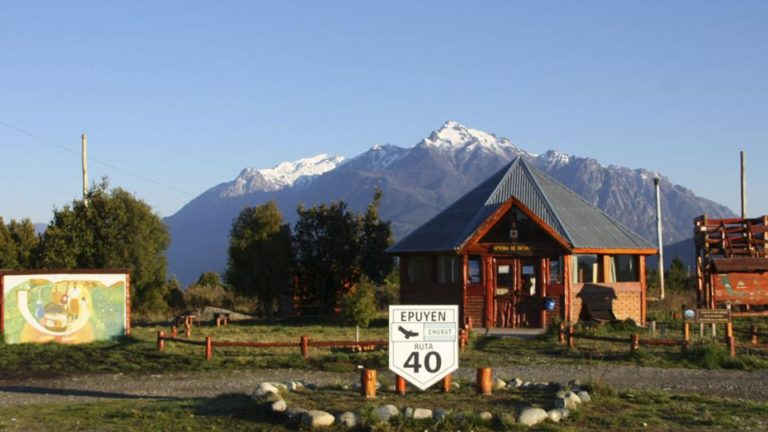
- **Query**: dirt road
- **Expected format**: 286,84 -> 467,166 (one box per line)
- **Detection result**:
1,364 -> 766,406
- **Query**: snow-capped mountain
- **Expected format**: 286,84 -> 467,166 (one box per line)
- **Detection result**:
221,154 -> 345,197
164,121 -> 733,284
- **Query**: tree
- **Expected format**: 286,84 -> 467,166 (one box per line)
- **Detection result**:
666,256 -> 693,292
226,201 -> 292,319
0,217 -> 17,269
359,187 -> 395,284
38,180 -> 171,314
342,277 -> 378,340
8,218 -> 39,269
294,201 -> 360,315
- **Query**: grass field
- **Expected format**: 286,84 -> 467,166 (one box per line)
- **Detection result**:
1,317 -> 768,378
1,383 -> 766,431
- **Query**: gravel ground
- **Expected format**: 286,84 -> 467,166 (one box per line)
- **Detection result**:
1,365 -> 767,406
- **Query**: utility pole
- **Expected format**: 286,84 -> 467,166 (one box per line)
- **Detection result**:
82,133 -> 89,207
741,150 -> 747,219
655,177 -> 665,300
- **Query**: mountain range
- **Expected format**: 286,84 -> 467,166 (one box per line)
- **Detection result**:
164,121 -> 733,285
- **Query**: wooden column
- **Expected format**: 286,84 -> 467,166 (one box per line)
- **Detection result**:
563,254 -> 572,323
205,336 -> 212,361
683,322 -> 690,344
157,331 -> 165,351
630,334 -> 640,352
442,374 -> 452,393
300,335 -> 310,359
395,375 -> 406,396
484,256 -> 494,329
540,257 -> 549,329
361,369 -> 377,398
639,255 -> 647,325
476,368 -> 492,395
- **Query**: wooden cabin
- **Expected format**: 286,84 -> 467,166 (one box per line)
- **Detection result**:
389,157 -> 657,329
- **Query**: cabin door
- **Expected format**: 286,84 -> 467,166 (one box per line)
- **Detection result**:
493,258 -> 540,328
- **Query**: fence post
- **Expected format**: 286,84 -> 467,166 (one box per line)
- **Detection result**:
361,369 -> 376,398
216,315 -> 221,327
751,325 -> 759,346
651,320 -> 657,337
630,334 -> 640,352
442,374 -> 452,393
300,335 -> 310,359
395,375 -> 406,396
171,326 -> 178,338
727,335 -> 736,358
459,329 -> 467,352
205,336 -> 212,361
567,325 -> 575,350
185,321 -> 191,337
558,322 -> 565,345
726,322 -> 733,339
476,368 -> 492,395
157,331 -> 165,351
683,322 -> 690,345
465,316 -> 473,331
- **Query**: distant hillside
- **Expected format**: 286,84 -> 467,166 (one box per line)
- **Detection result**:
164,121 -> 733,284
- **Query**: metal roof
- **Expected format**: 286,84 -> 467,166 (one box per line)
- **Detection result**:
388,157 -> 655,254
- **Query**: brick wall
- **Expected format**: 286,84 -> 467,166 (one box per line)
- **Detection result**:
570,282 -> 642,323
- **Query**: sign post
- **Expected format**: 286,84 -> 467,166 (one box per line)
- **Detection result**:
388,305 -> 459,390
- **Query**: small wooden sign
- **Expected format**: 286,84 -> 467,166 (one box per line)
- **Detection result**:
491,244 -> 532,255
694,309 -> 732,324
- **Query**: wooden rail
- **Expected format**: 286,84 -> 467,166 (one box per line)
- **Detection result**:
157,331 -> 387,361
558,322 -> 768,359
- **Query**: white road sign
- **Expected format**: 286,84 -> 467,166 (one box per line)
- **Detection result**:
388,304 -> 459,390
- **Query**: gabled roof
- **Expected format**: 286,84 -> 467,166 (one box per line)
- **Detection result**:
389,157 -> 655,254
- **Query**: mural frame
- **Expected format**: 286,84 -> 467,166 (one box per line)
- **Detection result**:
1,269 -> 131,342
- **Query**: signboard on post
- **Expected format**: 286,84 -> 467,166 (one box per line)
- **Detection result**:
388,305 -> 459,390
694,309 -> 732,324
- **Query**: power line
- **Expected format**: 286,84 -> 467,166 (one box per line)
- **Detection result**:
0,120 -> 194,197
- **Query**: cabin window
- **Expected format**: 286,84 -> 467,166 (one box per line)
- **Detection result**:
572,255 -> 598,283
549,256 -> 563,284
613,255 -> 639,282
468,255 -> 482,284
436,256 -> 460,284
406,256 -> 430,283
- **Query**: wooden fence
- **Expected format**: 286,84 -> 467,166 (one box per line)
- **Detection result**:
157,331 -> 388,361
557,322 -> 768,358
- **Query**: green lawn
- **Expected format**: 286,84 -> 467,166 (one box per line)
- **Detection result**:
1,318 -> 767,377
1,384 -> 766,431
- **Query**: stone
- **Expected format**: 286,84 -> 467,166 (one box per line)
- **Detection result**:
413,408 -> 432,420
555,408 -> 570,419
374,404 -> 399,422
518,407 -> 548,427
494,378 -> 507,390
301,410 -> 335,428
251,382 -> 280,402
522,381 -> 532,389
547,409 -> 562,423
555,391 -> 582,410
569,379 -> 582,387
285,381 -> 304,391
534,382 -> 550,390
271,382 -> 288,391
337,411 -> 358,427
403,407 -> 414,418
479,411 -> 493,421
433,408 -> 450,421
285,407 -> 308,420
270,399 -> 287,413
509,377 -> 524,389
577,390 -> 592,403
451,381 -> 461,389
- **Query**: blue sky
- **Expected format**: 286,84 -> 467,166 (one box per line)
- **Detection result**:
2,1 -> 767,223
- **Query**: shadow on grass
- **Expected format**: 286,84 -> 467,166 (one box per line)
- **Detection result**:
0,385 -> 181,401
192,393 -> 286,427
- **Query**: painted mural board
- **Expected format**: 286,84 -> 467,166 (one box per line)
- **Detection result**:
713,272 -> 768,305
1,271 -> 129,344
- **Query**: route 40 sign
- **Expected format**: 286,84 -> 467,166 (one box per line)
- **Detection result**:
388,305 -> 459,390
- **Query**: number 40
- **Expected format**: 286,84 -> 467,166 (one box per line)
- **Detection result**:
403,351 -> 441,373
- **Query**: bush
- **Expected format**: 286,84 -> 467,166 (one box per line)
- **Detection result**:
682,343 -> 744,370
183,283 -> 234,310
